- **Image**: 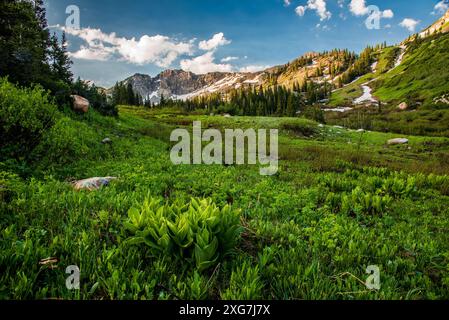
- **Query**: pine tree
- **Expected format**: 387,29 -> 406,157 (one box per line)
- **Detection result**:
50,31 -> 73,85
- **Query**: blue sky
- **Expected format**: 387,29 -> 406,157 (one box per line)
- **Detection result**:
44,0 -> 449,87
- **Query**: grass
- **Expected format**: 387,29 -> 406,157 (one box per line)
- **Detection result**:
372,33 -> 449,104
1,106 -> 449,300
328,46 -> 400,107
327,34 -> 449,137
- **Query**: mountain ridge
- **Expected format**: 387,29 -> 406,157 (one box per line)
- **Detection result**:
112,9 -> 449,105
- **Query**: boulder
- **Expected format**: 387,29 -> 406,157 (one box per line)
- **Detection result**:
398,102 -> 408,110
387,138 -> 409,145
73,177 -> 117,191
71,95 -> 90,113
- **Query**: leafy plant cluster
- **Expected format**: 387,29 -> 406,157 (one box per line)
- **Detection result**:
124,198 -> 243,273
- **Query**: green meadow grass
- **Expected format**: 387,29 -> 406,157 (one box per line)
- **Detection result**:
1,106 -> 449,300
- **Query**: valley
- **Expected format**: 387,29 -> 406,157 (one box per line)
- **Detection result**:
2,103 -> 449,299
1,1 -> 449,302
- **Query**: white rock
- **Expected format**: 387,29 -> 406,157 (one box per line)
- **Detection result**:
398,102 -> 408,110
387,138 -> 409,145
73,177 -> 117,191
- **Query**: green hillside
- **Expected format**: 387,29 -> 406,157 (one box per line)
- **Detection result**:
327,32 -> 449,137
373,33 -> 449,105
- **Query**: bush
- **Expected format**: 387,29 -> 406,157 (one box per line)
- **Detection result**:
0,78 -> 59,161
124,198 -> 243,273
280,120 -> 318,137
0,170 -> 24,204
31,116 -> 102,166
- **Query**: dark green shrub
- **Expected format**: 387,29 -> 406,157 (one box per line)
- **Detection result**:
0,78 -> 59,161
32,116 -> 101,166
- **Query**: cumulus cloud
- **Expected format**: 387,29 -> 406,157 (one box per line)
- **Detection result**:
433,1 -> 449,15
400,18 -> 420,32
349,0 -> 393,21
284,0 -> 291,7
63,27 -> 194,67
349,0 -> 369,16
382,9 -> 394,19
180,51 -> 233,74
198,33 -> 231,51
69,45 -> 113,61
349,0 -> 393,17
295,6 -> 306,17
221,56 -> 239,62
296,0 -> 332,21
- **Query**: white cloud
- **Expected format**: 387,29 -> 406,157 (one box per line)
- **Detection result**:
433,1 -> 449,14
349,1 -> 393,21
198,33 -> 231,51
284,0 -> 291,7
382,9 -> 394,19
180,51 -> 233,74
400,18 -> 420,32
295,6 -> 306,17
296,0 -> 332,21
239,65 -> 270,73
69,45 -> 113,61
63,27 -> 194,67
349,0 -> 368,16
221,56 -> 239,62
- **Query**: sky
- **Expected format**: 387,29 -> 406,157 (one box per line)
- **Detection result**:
43,0 -> 449,88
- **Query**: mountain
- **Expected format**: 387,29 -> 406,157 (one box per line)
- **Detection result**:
112,9 -> 449,106
419,8 -> 449,38
112,51 -> 346,104
117,70 -> 264,104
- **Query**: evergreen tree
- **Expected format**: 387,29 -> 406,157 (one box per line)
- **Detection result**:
49,32 -> 73,85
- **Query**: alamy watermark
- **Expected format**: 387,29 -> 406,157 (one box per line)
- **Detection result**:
65,265 -> 80,290
170,121 -> 279,176
366,265 -> 381,290
365,5 -> 382,30
65,5 -> 80,29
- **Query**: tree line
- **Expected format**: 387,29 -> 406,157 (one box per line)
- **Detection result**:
0,0 -> 116,115
110,82 -> 144,106
157,79 -> 330,119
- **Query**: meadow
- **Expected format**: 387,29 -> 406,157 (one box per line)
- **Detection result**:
1,88 -> 449,299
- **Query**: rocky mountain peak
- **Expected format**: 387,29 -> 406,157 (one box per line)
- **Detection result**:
419,8 -> 449,38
